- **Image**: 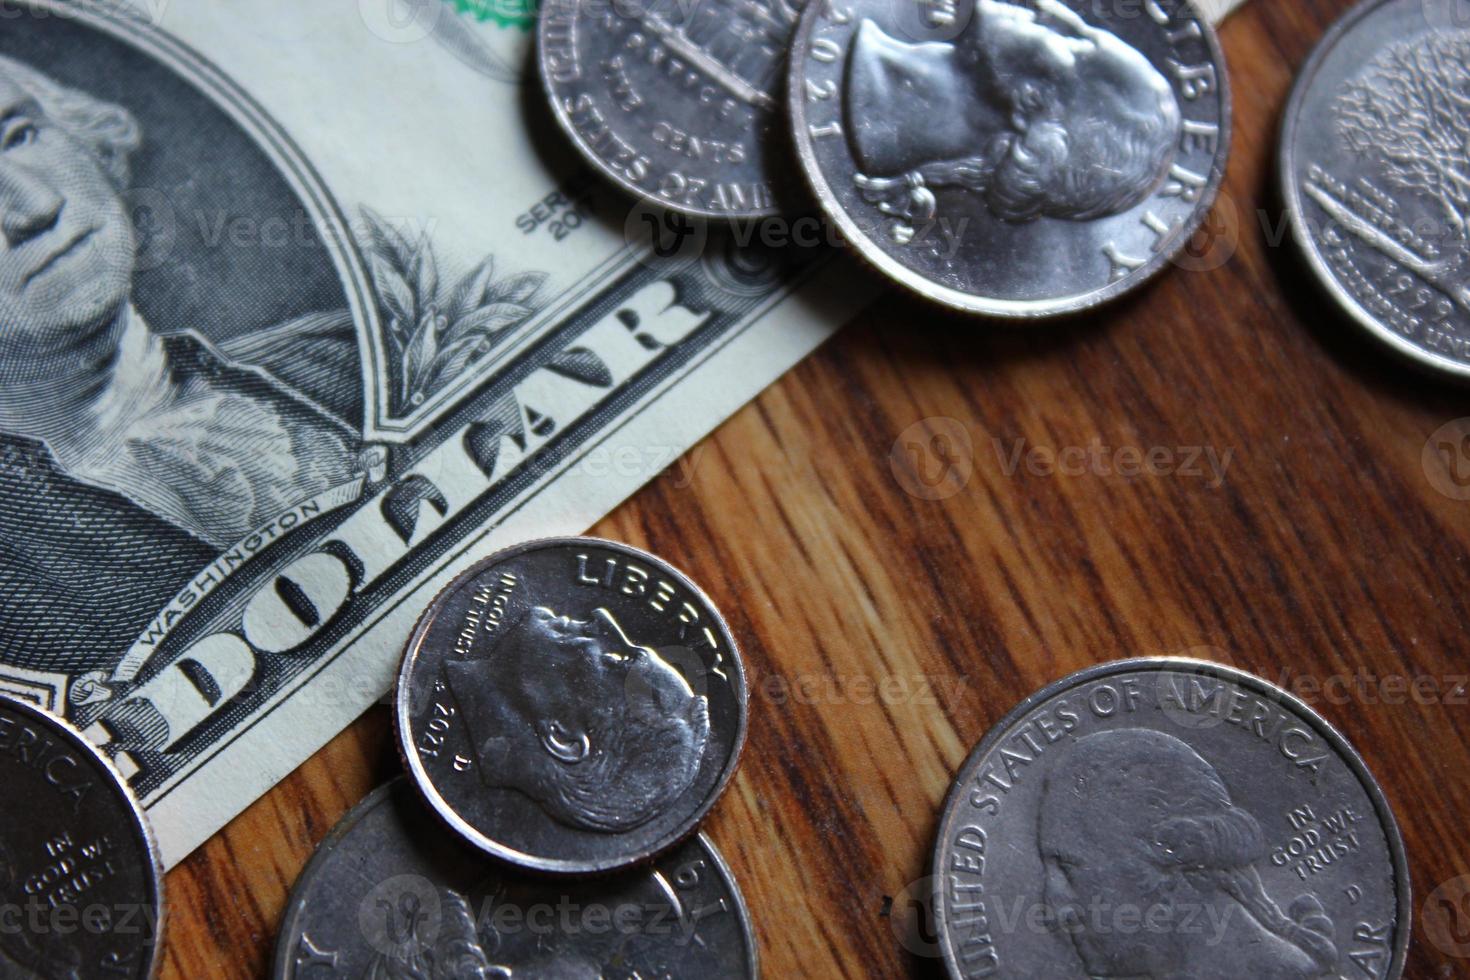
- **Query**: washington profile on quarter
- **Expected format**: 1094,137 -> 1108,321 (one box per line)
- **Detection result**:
273,778 -> 758,978
538,0 -> 804,218
395,537 -> 747,873
0,694 -> 164,979
1281,0 -> 1470,379
933,659 -> 1409,980
788,0 -> 1231,316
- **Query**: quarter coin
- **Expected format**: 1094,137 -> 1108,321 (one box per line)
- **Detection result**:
933,658 -> 1409,980
0,695 -> 164,979
538,0 -> 805,218
273,778 -> 758,978
1281,0 -> 1470,379
788,0 -> 1231,316
396,537 -> 747,873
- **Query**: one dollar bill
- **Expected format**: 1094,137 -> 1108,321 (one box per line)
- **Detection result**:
0,0 -> 862,865
0,0 -> 1244,866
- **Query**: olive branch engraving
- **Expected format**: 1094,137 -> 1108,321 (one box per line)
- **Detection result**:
359,207 -> 547,411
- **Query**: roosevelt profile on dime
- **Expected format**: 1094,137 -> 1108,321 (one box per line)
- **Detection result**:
1039,729 -> 1339,979
0,51 -> 365,680
844,0 -> 1182,240
445,605 -> 711,833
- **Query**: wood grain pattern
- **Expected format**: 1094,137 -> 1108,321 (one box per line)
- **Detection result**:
161,1 -> 1470,975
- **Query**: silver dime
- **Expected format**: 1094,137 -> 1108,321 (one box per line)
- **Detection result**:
788,0 -> 1231,317
933,659 -> 1409,980
0,695 -> 164,979
538,0 -> 804,218
395,537 -> 747,874
272,778 -> 758,978
1281,0 -> 1470,379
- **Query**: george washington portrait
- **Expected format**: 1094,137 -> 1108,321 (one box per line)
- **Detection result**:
0,9 -> 373,690
846,0 -> 1182,239
1039,729 -> 1340,979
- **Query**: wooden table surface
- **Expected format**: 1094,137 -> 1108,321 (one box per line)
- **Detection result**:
161,0 -> 1470,975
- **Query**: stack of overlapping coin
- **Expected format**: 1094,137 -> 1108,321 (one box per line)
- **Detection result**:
536,0 -> 1231,317
272,537 -> 756,977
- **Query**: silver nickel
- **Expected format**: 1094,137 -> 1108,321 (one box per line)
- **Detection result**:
538,0 -> 804,218
272,778 -> 758,978
0,695 -> 164,979
933,659 -> 1409,980
395,537 -> 747,874
788,0 -> 1231,317
1281,0 -> 1470,379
